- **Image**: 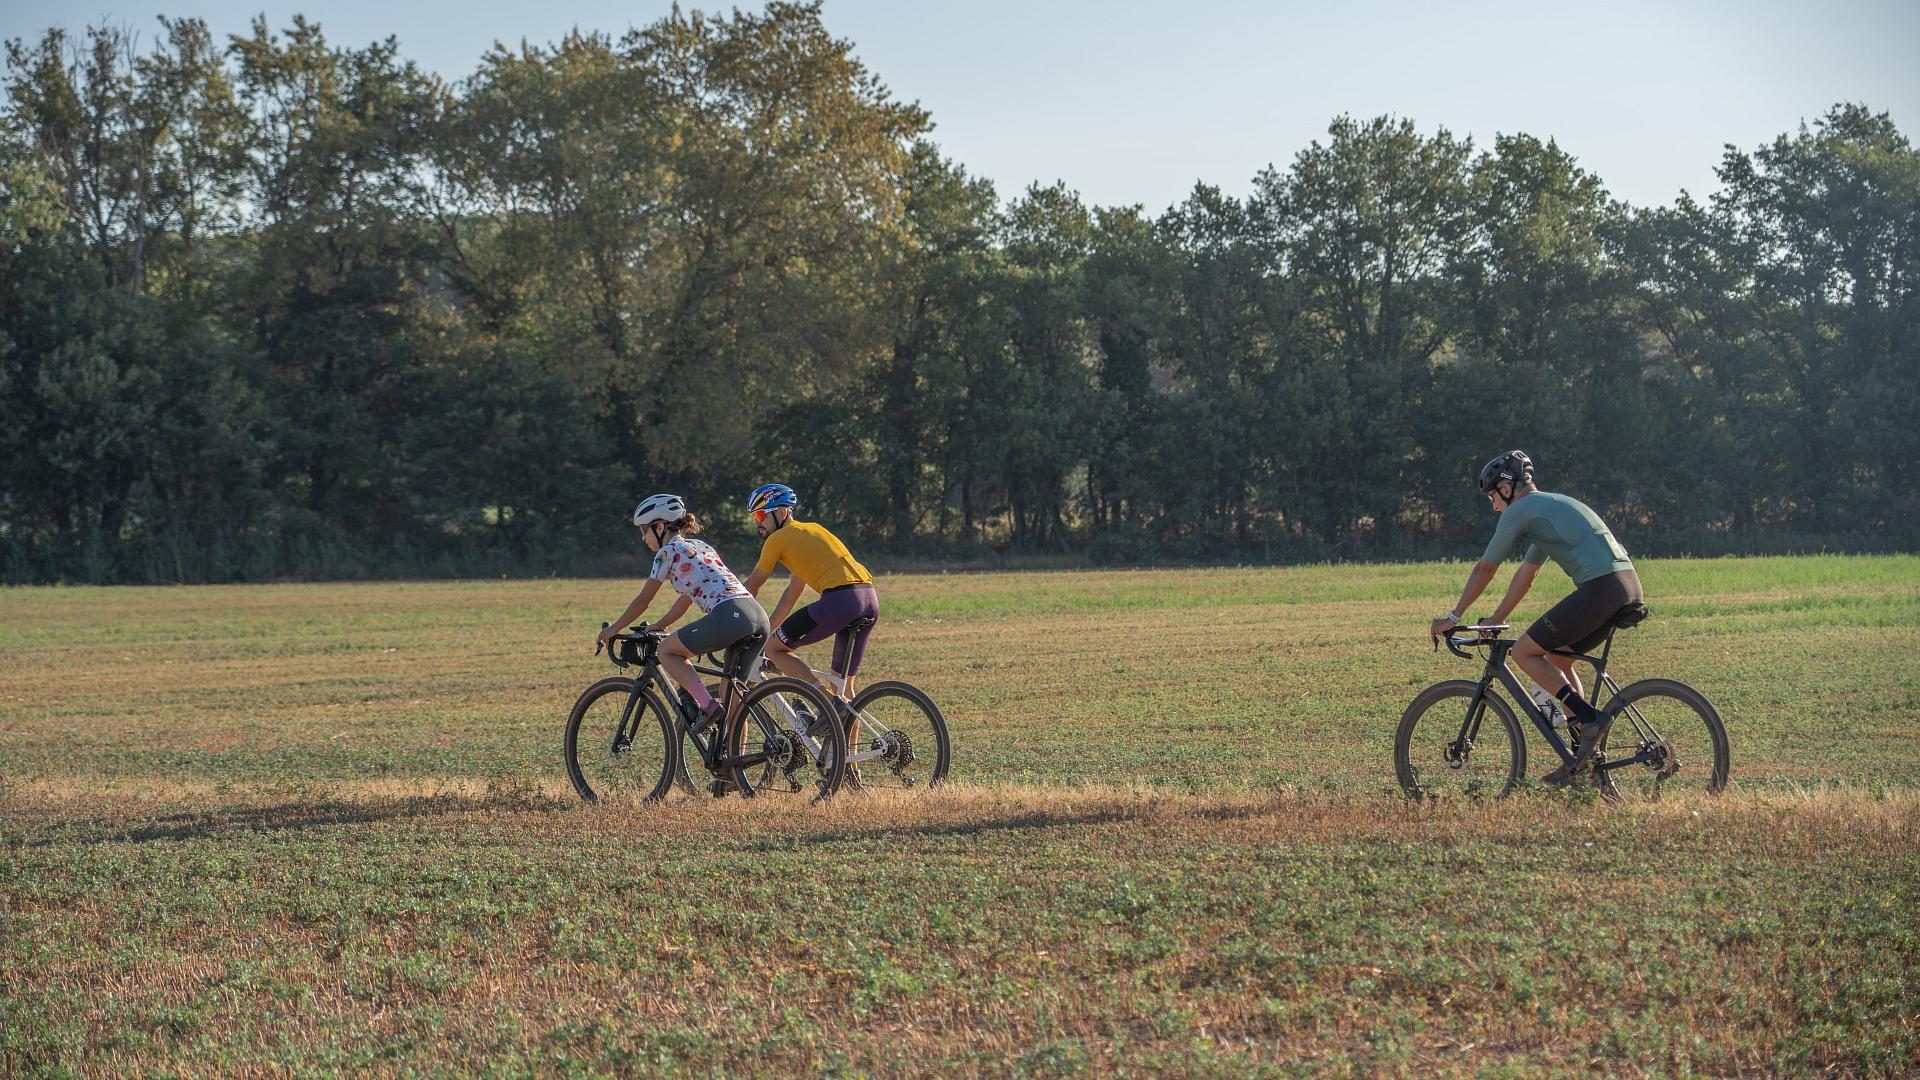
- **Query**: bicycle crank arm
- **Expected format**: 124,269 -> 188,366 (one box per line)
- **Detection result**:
1593,752 -> 1659,772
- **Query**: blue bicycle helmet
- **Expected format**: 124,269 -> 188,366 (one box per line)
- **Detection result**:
746,483 -> 798,514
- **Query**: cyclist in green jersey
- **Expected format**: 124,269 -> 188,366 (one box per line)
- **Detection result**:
1429,450 -> 1645,785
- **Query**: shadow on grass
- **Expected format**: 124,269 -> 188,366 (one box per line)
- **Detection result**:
747,806 -> 1151,850
1189,801 -> 1295,822
19,793 -> 563,847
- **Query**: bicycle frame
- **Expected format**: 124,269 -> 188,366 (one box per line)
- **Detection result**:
609,638 -> 783,777
1448,629 -> 1668,777
689,656 -> 900,767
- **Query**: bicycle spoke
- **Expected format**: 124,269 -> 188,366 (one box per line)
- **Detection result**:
1594,680 -> 1729,802
1395,681 -> 1524,801
565,681 -> 673,804
730,679 -> 847,799
843,682 -> 950,791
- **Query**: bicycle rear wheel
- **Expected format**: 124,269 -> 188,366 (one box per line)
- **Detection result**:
1394,680 -> 1526,801
845,680 -> 950,790
564,677 -> 676,804
1593,678 -> 1729,801
727,676 -> 848,800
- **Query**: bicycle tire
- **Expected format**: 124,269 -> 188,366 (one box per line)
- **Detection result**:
727,676 -> 848,800
1395,679 -> 1527,801
663,684 -> 723,798
845,680 -> 951,790
564,677 -> 677,804
671,682 -> 781,798
1593,678 -> 1730,801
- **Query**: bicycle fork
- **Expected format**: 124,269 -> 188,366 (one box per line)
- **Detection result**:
1447,683 -> 1493,769
610,684 -> 646,758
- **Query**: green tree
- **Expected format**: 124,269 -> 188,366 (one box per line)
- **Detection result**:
1081,203 -> 1175,546
1713,104 -> 1920,532
230,17 -> 442,554
1256,115 -> 1475,550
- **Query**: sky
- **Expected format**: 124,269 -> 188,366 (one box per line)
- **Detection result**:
4,0 -> 1915,212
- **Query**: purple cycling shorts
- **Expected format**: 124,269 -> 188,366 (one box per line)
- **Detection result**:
774,584 -> 880,676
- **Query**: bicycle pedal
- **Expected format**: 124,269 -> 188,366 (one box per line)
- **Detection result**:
709,779 -> 736,798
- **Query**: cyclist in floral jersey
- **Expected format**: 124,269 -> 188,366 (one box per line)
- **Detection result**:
598,494 -> 770,730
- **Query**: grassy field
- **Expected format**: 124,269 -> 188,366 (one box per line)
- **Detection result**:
3,555 -> 1917,1075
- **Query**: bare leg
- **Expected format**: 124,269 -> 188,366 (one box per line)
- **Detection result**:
658,636 -> 713,708
1546,652 -> 1583,699
829,631 -> 863,780
1519,633 -> 1609,786
839,662 -> 861,752
764,637 -> 825,690
1513,634 -> 1580,698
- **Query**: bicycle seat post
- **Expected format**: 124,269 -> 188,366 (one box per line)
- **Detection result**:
724,631 -> 767,691
1594,602 -> 1647,674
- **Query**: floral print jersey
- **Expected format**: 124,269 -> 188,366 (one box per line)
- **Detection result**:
649,537 -> 751,613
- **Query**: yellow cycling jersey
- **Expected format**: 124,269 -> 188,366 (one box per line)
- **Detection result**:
754,520 -> 873,592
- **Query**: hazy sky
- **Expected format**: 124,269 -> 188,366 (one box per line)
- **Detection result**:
4,0 -> 1915,211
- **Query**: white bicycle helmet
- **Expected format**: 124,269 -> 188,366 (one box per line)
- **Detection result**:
632,493 -> 687,527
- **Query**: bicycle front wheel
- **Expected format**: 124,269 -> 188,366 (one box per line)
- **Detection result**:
1593,678 -> 1729,801
1394,679 -> 1526,801
727,676 -> 848,800
845,680 -> 951,790
564,677 -> 676,804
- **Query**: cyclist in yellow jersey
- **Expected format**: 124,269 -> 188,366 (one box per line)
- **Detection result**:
738,484 -> 879,703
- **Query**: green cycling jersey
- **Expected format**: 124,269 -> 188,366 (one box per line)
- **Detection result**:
1482,490 -> 1633,584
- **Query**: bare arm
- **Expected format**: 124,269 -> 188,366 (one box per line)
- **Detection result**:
1486,562 -> 1542,625
1452,559 -> 1502,619
652,595 -> 693,633
766,576 -> 808,629
602,579 -> 664,641
1430,559 -> 1500,638
742,566 -> 771,596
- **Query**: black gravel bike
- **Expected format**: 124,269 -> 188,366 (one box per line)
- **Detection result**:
1396,602 -> 1729,801
564,625 -> 847,803
660,616 -> 951,795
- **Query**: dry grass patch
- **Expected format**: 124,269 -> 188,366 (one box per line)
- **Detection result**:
5,784 -> 1916,1075
2,557 -> 1917,1075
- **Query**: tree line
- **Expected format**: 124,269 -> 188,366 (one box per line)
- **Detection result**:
3,3 -> 1916,583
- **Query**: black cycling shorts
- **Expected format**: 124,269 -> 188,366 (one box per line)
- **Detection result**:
1526,569 -> 1644,655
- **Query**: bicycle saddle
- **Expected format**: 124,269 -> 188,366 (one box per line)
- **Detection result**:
1611,602 -> 1651,629
720,631 -> 769,678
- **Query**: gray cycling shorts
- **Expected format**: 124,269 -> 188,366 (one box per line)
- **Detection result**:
675,596 -> 771,674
